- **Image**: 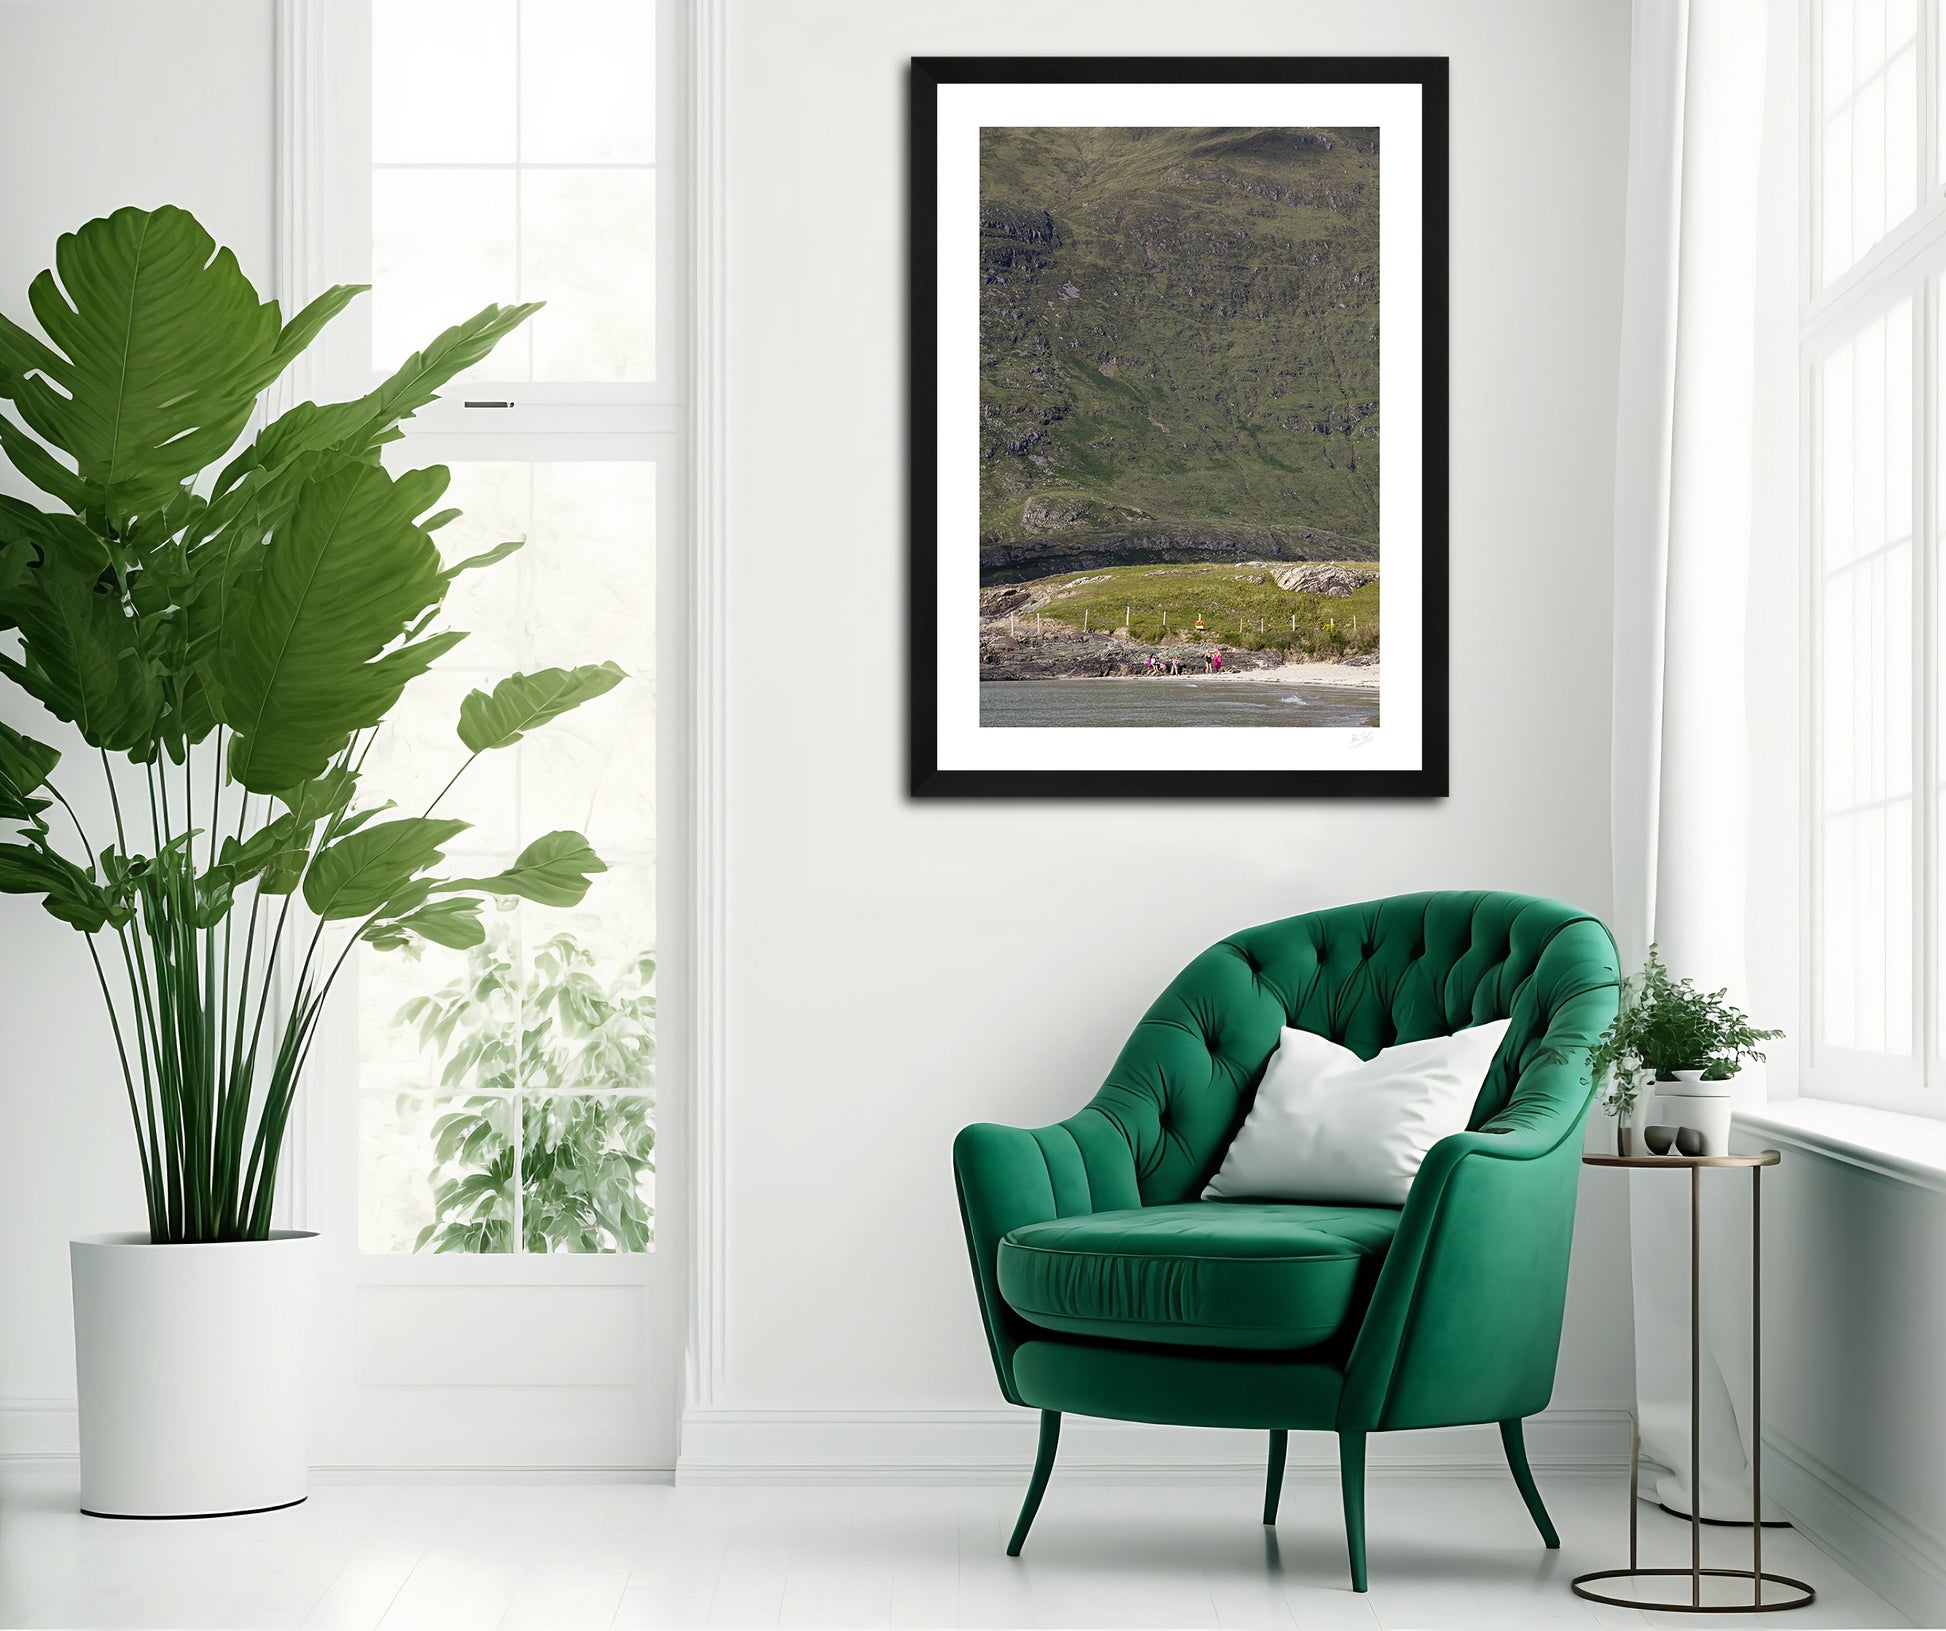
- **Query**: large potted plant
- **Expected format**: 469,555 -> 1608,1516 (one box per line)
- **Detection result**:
1587,947 -> 1781,1157
0,206 -> 624,1517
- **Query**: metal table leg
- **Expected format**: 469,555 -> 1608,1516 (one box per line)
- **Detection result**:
1570,1154 -> 1814,1614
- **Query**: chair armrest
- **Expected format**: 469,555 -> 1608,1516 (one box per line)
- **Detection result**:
1338,1056 -> 1596,1433
953,1115 -> 1140,1405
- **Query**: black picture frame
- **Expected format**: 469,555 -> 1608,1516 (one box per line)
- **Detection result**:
909,56 -> 1449,799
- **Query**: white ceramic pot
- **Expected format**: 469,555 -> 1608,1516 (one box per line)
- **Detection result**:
70,1230 -> 319,1518
1623,1088 -> 1654,1155
1654,1070 -> 1736,1158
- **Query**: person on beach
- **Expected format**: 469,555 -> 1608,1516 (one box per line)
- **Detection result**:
1146,653 -> 1156,675
1212,649 -> 1224,675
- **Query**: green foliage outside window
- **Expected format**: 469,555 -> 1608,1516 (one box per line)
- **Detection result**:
394,926 -> 655,1252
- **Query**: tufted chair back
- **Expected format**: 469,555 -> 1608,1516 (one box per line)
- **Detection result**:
1067,891 -> 1618,1208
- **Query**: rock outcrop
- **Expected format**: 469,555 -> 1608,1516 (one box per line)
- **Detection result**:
981,522 -> 1370,585
1272,562 -> 1377,598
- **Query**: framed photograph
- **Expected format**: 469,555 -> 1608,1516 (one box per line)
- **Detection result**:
909,56 -> 1448,798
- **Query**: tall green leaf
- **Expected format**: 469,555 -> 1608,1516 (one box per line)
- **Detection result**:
304,816 -> 469,921
212,767 -> 364,896
0,720 -> 59,827
437,830 -> 607,909
214,456 -> 456,791
0,207 -> 301,518
0,542 -> 161,753
0,842 -> 113,931
364,896 -> 487,952
458,663 -> 626,754
210,303 -> 544,503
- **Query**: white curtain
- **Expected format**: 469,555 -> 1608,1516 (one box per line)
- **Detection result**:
1610,0 -> 1778,1521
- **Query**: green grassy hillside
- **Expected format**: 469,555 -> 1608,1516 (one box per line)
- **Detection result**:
1002,562 -> 1380,658
979,126 -> 1380,561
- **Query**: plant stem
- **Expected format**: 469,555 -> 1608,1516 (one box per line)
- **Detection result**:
46,782 -> 97,867
84,935 -> 160,1240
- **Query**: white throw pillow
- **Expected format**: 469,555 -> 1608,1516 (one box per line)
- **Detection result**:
1202,1019 -> 1512,1207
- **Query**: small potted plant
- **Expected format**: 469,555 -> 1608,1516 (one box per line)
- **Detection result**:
1586,947 -> 1782,1157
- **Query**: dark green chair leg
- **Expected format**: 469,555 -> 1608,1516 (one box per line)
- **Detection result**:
1499,1418 -> 1559,1548
1340,1430 -> 1368,1592
1006,1410 -> 1061,1556
1263,1429 -> 1288,1525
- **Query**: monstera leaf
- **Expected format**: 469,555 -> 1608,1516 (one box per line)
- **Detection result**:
0,843 -> 115,931
303,817 -> 469,922
214,455 -> 461,791
364,896 -> 487,952
0,206 -> 361,519
0,541 -> 161,754
0,721 -> 59,828
437,830 -> 607,909
210,302 -> 544,506
458,663 -> 626,754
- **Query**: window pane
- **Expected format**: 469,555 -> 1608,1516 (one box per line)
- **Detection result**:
370,0 -> 657,385
1815,301 -> 1916,1061
522,0 -> 656,163
1819,0 -> 1920,284
523,1096 -> 656,1254
524,169 -> 657,380
373,0 -> 518,164
361,1093 -> 517,1254
372,168 -> 521,377
357,460 -> 654,1251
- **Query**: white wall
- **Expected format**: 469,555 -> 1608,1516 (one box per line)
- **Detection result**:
1757,1147 -> 1946,1623
0,0 -> 1639,1481
0,0 -> 277,1452
694,0 -> 1638,1477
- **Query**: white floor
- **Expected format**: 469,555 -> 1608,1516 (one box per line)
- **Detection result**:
0,1466 -> 1910,1631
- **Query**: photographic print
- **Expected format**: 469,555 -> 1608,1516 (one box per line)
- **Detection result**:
911,59 -> 1447,797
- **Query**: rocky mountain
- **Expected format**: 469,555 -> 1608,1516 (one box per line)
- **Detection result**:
978,125 -> 1380,578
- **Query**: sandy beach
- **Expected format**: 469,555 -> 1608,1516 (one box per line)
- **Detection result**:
1141,660 -> 1380,691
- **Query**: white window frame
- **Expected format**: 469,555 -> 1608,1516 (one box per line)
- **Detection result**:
274,0 -> 697,1472
1803,0 -> 1946,1115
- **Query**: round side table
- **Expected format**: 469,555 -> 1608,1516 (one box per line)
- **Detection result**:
1572,1150 -> 1815,1615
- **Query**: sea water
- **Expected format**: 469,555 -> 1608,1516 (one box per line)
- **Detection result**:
977,679 -> 1379,728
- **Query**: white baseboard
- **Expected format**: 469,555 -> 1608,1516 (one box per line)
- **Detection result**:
673,1405 -> 1633,1486
0,1397 -> 75,1461
310,1465 -> 676,1486
4,1396 -> 1632,1491
0,1399 -> 675,1484
1764,1426 -> 1946,1628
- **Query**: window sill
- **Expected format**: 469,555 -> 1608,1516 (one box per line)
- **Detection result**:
1735,1099 -> 1946,1195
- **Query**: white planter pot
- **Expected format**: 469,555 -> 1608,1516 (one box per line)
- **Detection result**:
70,1230 -> 319,1518
1653,1070 -> 1737,1158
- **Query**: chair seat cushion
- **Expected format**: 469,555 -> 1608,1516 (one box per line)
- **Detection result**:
996,1201 -> 1402,1351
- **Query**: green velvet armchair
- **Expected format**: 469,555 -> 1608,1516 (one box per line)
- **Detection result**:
954,890 -> 1620,1590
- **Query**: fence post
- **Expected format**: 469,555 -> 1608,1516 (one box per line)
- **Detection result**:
1084,610 -> 1089,632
